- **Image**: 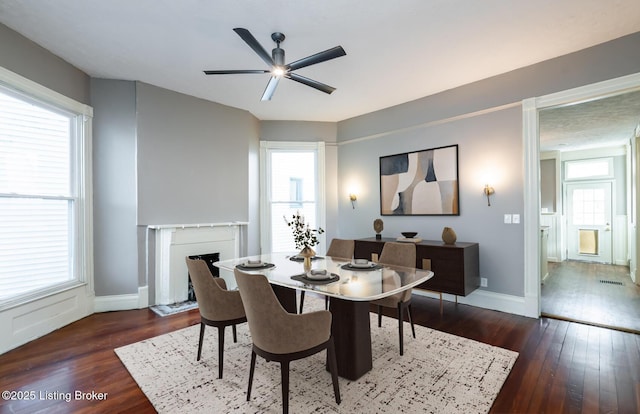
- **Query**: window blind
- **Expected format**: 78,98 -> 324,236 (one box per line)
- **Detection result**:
0,91 -> 74,301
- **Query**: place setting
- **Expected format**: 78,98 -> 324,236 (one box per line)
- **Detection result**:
291,269 -> 340,285
340,258 -> 383,271
234,258 -> 275,271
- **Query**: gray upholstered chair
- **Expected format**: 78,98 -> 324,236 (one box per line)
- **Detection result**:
326,238 -> 355,259
370,242 -> 417,355
185,257 -> 246,379
299,238 -> 355,313
234,269 -> 340,414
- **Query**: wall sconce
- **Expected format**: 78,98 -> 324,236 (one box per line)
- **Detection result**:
483,184 -> 495,206
349,193 -> 357,209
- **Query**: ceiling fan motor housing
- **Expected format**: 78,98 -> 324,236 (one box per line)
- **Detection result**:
272,47 -> 285,66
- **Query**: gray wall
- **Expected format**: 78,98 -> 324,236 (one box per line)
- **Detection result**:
336,31 -> 640,297
540,159 -> 556,212
136,82 -> 259,225
338,107 -> 525,296
91,79 -> 139,295
0,23 -> 89,104
260,121 -> 337,143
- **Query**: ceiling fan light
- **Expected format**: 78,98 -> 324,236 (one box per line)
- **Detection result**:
272,67 -> 285,77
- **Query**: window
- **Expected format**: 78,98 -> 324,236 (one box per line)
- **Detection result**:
571,188 -> 606,225
565,158 -> 613,180
289,177 -> 303,208
260,142 -> 325,253
0,68 -> 92,308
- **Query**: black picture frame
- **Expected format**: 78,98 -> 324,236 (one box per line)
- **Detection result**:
379,144 -> 459,216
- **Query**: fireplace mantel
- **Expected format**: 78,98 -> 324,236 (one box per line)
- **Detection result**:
149,222 -> 247,305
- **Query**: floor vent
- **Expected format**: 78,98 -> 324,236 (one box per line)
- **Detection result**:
599,280 -> 624,286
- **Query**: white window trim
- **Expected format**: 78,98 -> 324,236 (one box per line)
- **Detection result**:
0,66 -> 94,310
564,157 -> 614,181
259,141 -> 326,254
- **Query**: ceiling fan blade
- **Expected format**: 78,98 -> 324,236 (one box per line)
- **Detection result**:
287,46 -> 346,71
204,69 -> 269,75
286,73 -> 336,94
261,76 -> 280,101
233,27 -> 274,67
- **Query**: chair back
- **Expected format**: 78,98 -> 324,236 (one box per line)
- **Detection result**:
378,242 -> 416,268
234,269 -> 331,354
185,257 -> 245,322
326,238 -> 355,259
378,242 -> 416,302
234,269 -> 291,353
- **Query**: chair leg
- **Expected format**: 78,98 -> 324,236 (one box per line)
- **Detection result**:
280,360 -> 290,414
407,303 -> 416,338
232,324 -> 238,343
397,302 -> 404,356
247,351 -> 256,401
197,322 -> 205,361
377,305 -> 382,327
299,290 -> 305,314
217,326 -> 225,379
325,295 -> 329,310
327,338 -> 341,404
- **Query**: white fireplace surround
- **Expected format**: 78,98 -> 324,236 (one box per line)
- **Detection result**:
150,222 -> 247,305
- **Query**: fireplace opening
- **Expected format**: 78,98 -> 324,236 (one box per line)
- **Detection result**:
187,252 -> 220,301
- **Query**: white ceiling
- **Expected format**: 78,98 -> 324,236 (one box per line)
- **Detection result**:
1,0 -> 639,124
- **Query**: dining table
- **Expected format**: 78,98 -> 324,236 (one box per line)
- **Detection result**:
214,252 -> 433,380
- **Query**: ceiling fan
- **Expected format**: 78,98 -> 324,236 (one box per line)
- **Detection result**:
204,28 -> 346,101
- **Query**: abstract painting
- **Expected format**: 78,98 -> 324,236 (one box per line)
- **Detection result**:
380,144 -> 459,215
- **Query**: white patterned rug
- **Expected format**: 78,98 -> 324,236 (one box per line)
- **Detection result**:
115,298 -> 518,413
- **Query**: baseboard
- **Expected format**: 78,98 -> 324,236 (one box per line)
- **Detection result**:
94,286 -> 149,312
414,288 -> 539,319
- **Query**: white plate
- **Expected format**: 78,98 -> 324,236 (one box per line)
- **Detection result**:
350,260 -> 374,268
243,261 -> 264,268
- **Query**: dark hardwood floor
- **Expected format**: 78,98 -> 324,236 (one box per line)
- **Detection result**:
542,260 -> 640,333
1,294 -> 639,413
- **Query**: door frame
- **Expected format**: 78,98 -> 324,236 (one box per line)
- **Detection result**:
523,72 -> 640,318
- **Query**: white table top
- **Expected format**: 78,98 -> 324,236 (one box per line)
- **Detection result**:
214,252 -> 433,302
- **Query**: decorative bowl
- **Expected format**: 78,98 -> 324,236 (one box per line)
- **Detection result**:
401,232 -> 418,238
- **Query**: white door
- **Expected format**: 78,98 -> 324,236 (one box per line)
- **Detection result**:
566,182 -> 612,263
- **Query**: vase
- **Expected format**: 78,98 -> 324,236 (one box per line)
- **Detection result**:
442,227 -> 457,245
299,246 -> 316,272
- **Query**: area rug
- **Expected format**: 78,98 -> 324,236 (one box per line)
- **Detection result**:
115,298 -> 518,413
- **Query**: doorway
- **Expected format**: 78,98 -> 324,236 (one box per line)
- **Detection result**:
534,85 -> 640,332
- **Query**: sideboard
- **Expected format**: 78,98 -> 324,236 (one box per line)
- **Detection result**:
354,237 -> 480,297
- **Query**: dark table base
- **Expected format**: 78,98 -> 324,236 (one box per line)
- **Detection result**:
328,297 -> 372,380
